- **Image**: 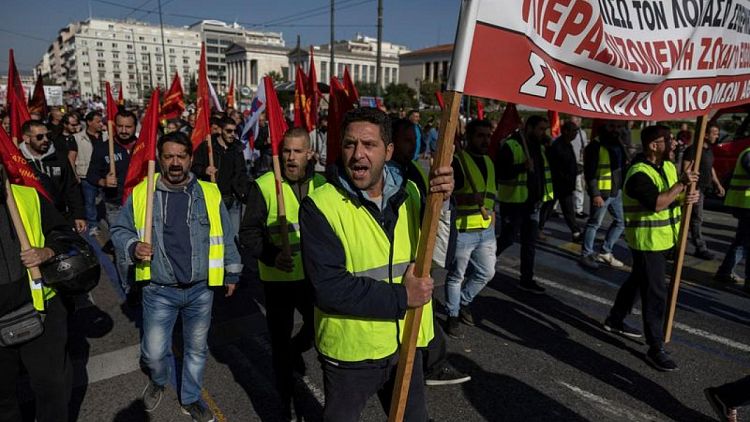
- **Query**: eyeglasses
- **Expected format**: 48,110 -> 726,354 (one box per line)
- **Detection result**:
33,133 -> 48,141
223,128 -> 236,134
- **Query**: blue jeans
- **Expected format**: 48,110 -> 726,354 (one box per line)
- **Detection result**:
225,201 -> 241,246
80,180 -> 100,229
582,192 -> 625,257
718,216 -> 750,281
105,202 -> 131,294
141,282 -> 213,405
445,226 -> 497,317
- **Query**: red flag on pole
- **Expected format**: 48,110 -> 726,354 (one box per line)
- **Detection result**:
0,126 -> 52,201
122,88 -> 159,204
6,49 -> 31,143
263,76 -> 288,156
342,66 -> 359,105
435,91 -> 445,111
160,73 -> 185,121
118,82 -> 125,105
489,103 -> 522,159
105,81 -> 118,125
307,46 -> 320,129
548,110 -> 561,138
190,43 -> 211,151
226,78 -> 236,110
293,65 -> 308,130
28,74 -> 48,117
476,99 -> 485,120
327,77 -> 355,165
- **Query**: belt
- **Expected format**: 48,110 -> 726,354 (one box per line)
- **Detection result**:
149,280 -> 205,289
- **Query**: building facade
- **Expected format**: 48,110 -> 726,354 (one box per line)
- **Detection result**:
399,44 -> 453,91
36,18 -> 202,101
188,20 -> 285,92
225,43 -> 290,91
288,34 -> 408,89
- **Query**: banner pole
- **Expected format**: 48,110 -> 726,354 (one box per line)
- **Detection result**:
664,114 -> 708,343
205,134 -> 216,183
143,161 -> 157,248
387,90 -> 462,422
272,154 -> 291,255
108,120 -> 117,178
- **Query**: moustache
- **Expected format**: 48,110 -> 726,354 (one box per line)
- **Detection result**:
168,166 -> 183,172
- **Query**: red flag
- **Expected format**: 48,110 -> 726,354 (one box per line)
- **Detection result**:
327,77 -> 355,165
190,43 -> 211,151
307,46 -> 320,129
105,81 -> 118,125
6,49 -> 31,142
122,88 -> 159,204
226,78 -> 235,110
28,74 -> 48,117
342,66 -> 359,105
548,110 -> 561,138
476,99 -> 485,120
118,82 -> 125,105
0,126 -> 52,202
293,65 -> 308,130
489,103 -> 522,159
263,77 -> 288,156
436,91 -> 445,111
160,73 -> 185,121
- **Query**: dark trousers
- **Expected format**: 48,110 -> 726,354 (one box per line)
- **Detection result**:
609,249 -> 667,348
539,194 -> 581,235
713,376 -> 750,408
0,298 -> 72,422
422,315 -> 447,376
497,202 -> 540,283
322,351 -> 427,422
263,281 -> 315,412
689,191 -> 708,251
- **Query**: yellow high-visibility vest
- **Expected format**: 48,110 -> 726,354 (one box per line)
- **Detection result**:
725,148 -> 750,209
453,150 -> 496,230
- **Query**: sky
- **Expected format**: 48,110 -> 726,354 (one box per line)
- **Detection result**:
1,0 -> 460,74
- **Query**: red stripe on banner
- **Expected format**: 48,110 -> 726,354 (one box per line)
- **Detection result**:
463,23 -> 750,121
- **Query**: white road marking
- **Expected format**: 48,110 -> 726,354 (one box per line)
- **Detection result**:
558,381 -> 659,421
500,267 -> 750,353
77,344 -> 141,387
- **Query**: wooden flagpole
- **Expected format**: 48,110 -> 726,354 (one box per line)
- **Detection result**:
272,154 -> 291,255
107,120 -> 116,177
205,134 -> 216,183
664,115 -> 708,343
388,90 -> 462,422
4,178 -> 43,280
142,160 -> 157,249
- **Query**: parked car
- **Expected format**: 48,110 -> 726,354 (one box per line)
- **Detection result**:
710,105 -> 750,187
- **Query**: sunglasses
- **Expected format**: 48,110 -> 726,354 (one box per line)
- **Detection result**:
223,128 -> 236,134
33,133 -> 48,141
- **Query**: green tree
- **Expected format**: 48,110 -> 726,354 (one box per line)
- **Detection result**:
354,81 -> 378,97
419,81 -> 441,108
383,83 -> 417,111
267,70 -> 285,83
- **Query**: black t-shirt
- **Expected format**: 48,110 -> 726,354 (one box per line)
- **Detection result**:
683,145 -> 713,189
625,160 -> 674,211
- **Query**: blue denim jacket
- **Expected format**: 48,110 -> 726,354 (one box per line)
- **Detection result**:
111,173 -> 243,285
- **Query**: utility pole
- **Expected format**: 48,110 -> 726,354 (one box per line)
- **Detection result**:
296,34 -> 302,75
157,0 -> 168,89
375,0 -> 383,97
330,0 -> 335,79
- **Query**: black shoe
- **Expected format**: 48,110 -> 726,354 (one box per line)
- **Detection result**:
459,306 -> 475,326
603,317 -> 643,338
576,212 -> 587,218
142,380 -> 165,412
446,316 -> 462,339
646,347 -> 678,372
181,401 -> 215,422
519,281 -> 546,294
704,387 -> 738,422
425,365 -> 472,386
695,249 -> 715,260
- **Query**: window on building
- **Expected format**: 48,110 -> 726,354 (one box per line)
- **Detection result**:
81,40 -> 87,46
127,44 -> 133,50
97,51 -> 104,58
81,51 -> 88,56
83,72 -> 91,77
391,68 -> 397,83
139,36 -> 145,41
207,38 -> 219,45
424,62 -> 431,81
113,52 -> 119,59
141,54 -> 148,61
113,62 -> 120,69
183,58 -> 189,64
96,41 -> 103,47
207,46 -> 219,54
361,65 -> 367,82
207,56 -> 219,63
369,66 -> 374,82
170,57 -> 175,64
354,64 -> 360,81
142,65 -> 149,71
128,64 -> 134,70
84,82 -> 90,86
337,63 -> 343,77
141,46 -> 147,51
220,39 -> 232,46
321,61 -> 327,81
129,73 -> 135,80
156,66 -> 162,73
112,43 -> 118,48
114,73 -> 121,79
385,68 -> 390,85
167,39 -> 172,43
97,62 -> 105,68
127,53 -> 135,61
169,48 -> 175,53
108,24 -> 114,30
156,47 -> 161,53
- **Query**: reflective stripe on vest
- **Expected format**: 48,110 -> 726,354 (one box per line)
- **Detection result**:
132,175 -> 226,285
597,146 -> 612,193
256,172 -> 326,282
725,148 -> 750,209
623,161 -> 681,251
497,139 -> 554,203
308,181 -> 434,362
454,150 -> 496,230
12,185 -> 54,311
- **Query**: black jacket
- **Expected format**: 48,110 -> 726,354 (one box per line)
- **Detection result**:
496,135 -> 547,204
192,135 -> 249,206
21,143 -> 85,222
547,138 -> 578,197
584,138 -> 627,198
86,137 -> 134,205
299,164 -> 413,324
0,192 -> 72,315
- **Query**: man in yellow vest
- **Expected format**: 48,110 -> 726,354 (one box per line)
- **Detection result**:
444,119 -> 497,338
111,132 -> 242,422
0,168 -> 76,422
716,145 -> 750,293
604,125 -> 698,372
299,108 -> 453,421
238,127 -> 325,419
496,115 -> 554,294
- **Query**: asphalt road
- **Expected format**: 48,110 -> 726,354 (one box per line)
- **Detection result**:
15,206 -> 750,422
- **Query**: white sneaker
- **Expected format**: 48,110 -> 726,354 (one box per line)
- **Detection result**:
596,253 -> 624,268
